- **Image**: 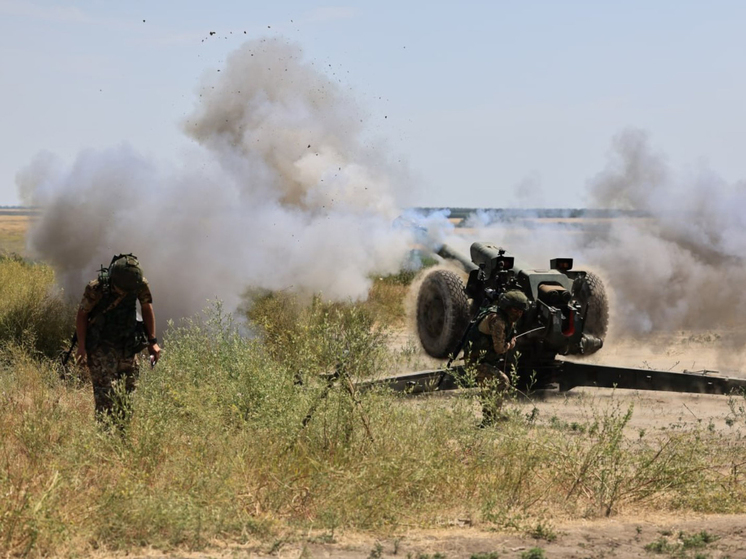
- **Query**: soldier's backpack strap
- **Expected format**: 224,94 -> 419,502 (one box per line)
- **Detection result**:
447,305 -> 497,367
100,291 -> 128,316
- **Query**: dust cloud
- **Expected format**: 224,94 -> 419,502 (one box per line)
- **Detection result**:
583,129 -> 746,337
450,129 -> 746,367
16,36 -> 746,363
17,39 -> 414,324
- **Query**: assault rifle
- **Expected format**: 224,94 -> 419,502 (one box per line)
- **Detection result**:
61,332 -> 78,367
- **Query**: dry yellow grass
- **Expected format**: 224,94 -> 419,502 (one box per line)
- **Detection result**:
0,214 -> 31,255
2,259 -> 746,557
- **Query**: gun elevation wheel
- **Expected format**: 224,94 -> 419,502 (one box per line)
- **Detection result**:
416,270 -> 470,358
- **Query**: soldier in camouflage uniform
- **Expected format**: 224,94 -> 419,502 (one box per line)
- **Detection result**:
465,290 -> 529,425
76,255 -> 161,422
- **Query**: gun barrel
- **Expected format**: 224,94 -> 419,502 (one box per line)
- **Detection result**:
360,361 -> 746,397
436,244 -> 479,273
557,361 -> 746,394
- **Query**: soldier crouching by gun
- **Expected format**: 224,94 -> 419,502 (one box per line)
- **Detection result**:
75,254 -> 161,426
464,290 -> 529,427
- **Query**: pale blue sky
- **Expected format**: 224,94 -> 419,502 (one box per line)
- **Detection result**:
2,0 -> 746,207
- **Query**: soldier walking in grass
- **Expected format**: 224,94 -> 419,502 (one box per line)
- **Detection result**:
464,290 -> 529,426
75,254 -> 161,424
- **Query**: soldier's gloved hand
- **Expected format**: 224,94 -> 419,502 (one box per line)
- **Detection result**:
75,346 -> 87,365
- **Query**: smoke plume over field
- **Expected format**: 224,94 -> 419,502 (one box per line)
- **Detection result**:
583,129 -> 746,335
16,36 -> 746,354
462,129 -> 746,349
17,39 -> 413,322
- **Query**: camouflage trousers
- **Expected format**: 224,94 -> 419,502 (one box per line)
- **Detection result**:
474,362 -> 511,425
88,344 -> 140,422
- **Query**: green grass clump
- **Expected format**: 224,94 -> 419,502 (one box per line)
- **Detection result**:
528,521 -> 557,542
369,541 -> 384,558
470,552 -> 499,559
0,255 -> 75,358
645,530 -> 719,555
681,531 -> 718,547
521,548 -> 545,559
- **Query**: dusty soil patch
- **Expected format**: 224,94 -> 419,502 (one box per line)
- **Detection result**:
391,320 -> 746,434
283,515 -> 745,559
119,514 -> 746,558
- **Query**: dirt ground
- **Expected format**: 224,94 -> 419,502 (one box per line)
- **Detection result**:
525,330 -> 746,438
271,515 -> 746,558
123,515 -> 746,558
294,516 -> 746,559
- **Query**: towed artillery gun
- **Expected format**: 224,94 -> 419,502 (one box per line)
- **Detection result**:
375,240 -> 746,396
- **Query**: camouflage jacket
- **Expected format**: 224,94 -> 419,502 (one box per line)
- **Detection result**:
466,307 -> 517,366
79,278 -> 152,354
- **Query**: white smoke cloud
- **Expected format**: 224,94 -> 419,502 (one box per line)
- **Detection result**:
20,34 -> 746,363
433,129 -> 746,348
18,38 -> 415,324
582,129 -> 746,336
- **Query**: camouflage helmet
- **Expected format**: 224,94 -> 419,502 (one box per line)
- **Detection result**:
109,254 -> 143,292
498,290 -> 529,311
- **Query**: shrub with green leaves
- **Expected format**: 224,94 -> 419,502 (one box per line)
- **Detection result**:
243,290 -> 392,378
0,255 -> 74,358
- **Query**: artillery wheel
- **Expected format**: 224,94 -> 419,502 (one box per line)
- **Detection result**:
416,270 -> 470,358
579,272 -> 609,339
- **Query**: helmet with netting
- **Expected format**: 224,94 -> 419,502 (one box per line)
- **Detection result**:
498,290 -> 529,311
109,254 -> 143,292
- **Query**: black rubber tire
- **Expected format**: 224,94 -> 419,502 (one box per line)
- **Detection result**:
416,270 -> 470,358
579,272 -> 609,339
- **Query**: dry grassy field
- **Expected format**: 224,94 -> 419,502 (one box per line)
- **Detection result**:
382,307 -> 746,558
3,213 -> 746,558
0,211 -> 33,255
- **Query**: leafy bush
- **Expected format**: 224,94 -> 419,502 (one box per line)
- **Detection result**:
0,255 -> 74,359
243,290 -> 392,377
